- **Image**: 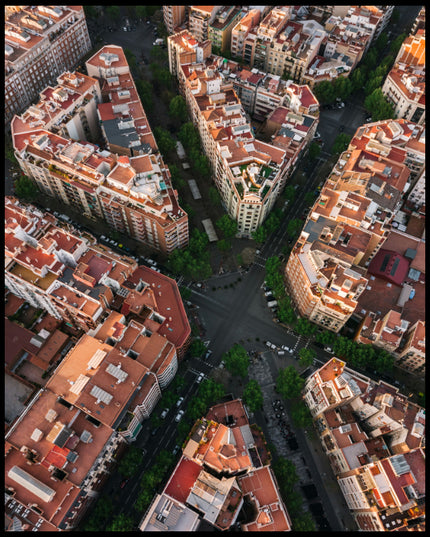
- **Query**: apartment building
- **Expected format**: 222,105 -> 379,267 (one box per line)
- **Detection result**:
242,7 -> 291,70
382,30 -> 425,125
11,46 -> 189,255
5,198 -> 191,357
303,358 -> 425,531
265,19 -> 326,83
5,5 -> 92,129
208,5 -> 243,54
230,8 -> 261,60
167,29 -> 212,90
163,5 -> 186,35
5,387 -> 123,530
139,399 -> 292,532
11,70 -> 102,146
170,40 -> 318,237
188,6 -> 222,42
177,56 -> 290,237
285,118 -> 423,334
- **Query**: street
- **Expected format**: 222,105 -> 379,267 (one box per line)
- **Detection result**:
9,6 -> 424,531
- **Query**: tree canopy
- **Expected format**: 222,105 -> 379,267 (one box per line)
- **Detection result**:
223,344 -> 250,378
276,366 -> 304,399
243,380 -> 264,413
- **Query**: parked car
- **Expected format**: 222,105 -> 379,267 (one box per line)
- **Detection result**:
205,349 -> 212,359
160,408 -> 169,419
175,410 -> 184,422
172,444 -> 180,455
219,360 -> 225,369
120,479 -> 129,488
196,373 -> 204,384
176,396 -> 184,408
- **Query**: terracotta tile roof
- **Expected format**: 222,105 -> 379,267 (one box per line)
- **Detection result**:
164,457 -> 202,504
238,466 -> 291,531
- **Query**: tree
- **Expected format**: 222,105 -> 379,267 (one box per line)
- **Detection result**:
216,214 -> 238,239
209,186 -> 221,205
286,218 -> 302,239
364,88 -> 395,121
108,513 -> 134,531
118,445 -> 143,478
243,380 -> 263,412
294,317 -> 317,337
290,400 -> 313,427
135,79 -> 153,109
308,141 -> 321,161
298,347 -> 316,368
283,184 -> 296,202
314,80 -> 335,104
197,378 -> 225,406
14,174 -> 39,202
223,344 -> 249,378
315,330 -> 336,347
217,239 -> 231,253
273,457 -> 299,492
189,338 -> 206,358
106,6 -> 120,21
252,226 -> 268,244
189,228 -> 209,255
153,126 -> 176,155
135,5 -> 148,19
169,95 -> 188,122
178,122 -> 200,151
276,366 -> 304,399
124,48 -> 137,70
292,511 -> 316,531
331,133 -> 351,155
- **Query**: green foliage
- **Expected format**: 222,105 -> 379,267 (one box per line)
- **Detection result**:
331,133 -> 351,155
216,214 -> 238,239
179,285 -> 192,300
217,239 -> 231,253
308,141 -> 321,161
169,95 -> 188,122
153,126 -> 176,155
290,400 -> 313,427
223,343 -> 249,378
364,88 -> 395,121
298,347 -> 316,367
178,122 -> 200,151
315,330 -> 336,347
107,513 -> 134,531
135,79 -> 153,109
14,174 -> 39,202
189,228 -> 209,255
277,297 -> 296,324
150,63 -> 173,88
292,510 -> 316,531
243,380 -> 264,412
314,80 -> 335,104
286,218 -> 302,239
251,226 -> 268,244
209,186 -> 221,205
294,317 -> 317,337
106,6 -> 120,21
276,366 -> 305,399
283,184 -> 296,202
82,494 -> 114,531
189,338 -> 206,358
123,48 -> 137,70
118,445 -> 144,478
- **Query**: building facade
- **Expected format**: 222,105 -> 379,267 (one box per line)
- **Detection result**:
5,5 -> 92,130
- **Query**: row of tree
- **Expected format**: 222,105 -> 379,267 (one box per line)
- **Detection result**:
272,457 -> 316,531
313,29 -> 408,121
